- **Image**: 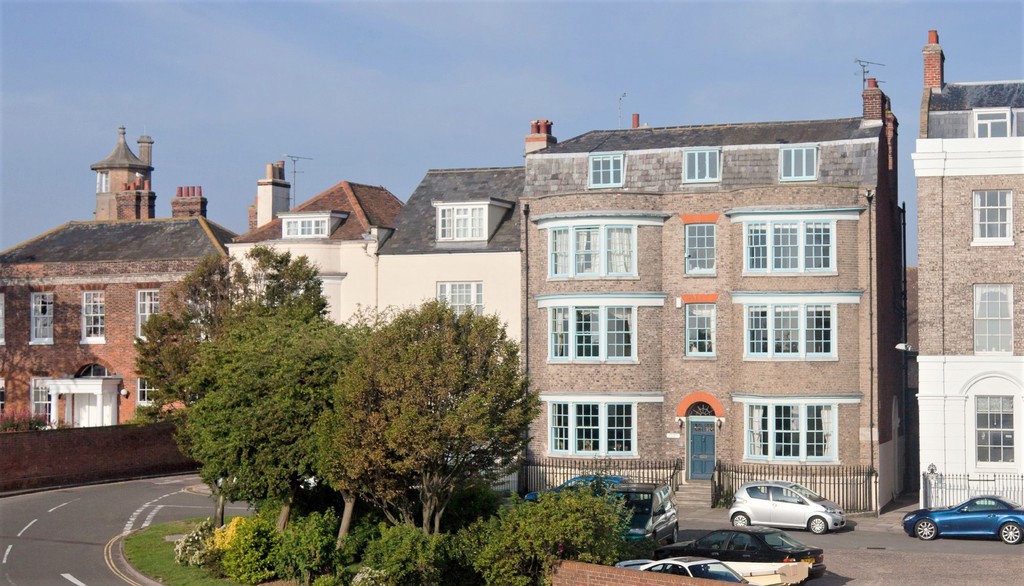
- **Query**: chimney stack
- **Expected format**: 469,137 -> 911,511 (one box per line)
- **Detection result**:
137,135 -> 153,166
863,77 -> 885,121
171,185 -> 208,218
255,161 -> 291,227
525,119 -> 557,154
923,29 -> 944,90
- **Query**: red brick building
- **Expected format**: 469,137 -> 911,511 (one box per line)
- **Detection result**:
0,128 -> 235,427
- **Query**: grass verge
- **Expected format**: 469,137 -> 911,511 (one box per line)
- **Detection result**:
123,518 -> 235,586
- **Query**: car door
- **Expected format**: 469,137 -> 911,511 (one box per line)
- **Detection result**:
724,531 -> 758,562
652,486 -> 678,542
769,486 -> 810,528
692,530 -> 732,560
945,499 -> 1006,535
745,484 -> 773,524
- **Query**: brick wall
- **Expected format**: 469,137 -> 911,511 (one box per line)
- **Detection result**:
551,560 -> 723,585
0,422 -> 196,493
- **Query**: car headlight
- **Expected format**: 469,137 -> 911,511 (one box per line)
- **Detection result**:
824,507 -> 839,514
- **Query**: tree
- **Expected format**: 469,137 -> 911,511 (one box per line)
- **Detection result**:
319,300 -> 539,536
184,310 -> 358,531
135,246 -> 326,421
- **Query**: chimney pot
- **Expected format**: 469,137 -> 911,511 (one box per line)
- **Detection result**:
197,186 -> 203,198
867,77 -> 878,89
530,120 -> 540,134
928,29 -> 939,44
144,180 -> 150,190
632,113 -> 640,129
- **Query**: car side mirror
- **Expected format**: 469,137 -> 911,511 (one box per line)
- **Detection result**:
655,506 -> 666,515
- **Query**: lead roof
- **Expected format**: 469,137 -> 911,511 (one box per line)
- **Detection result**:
929,81 -> 1024,111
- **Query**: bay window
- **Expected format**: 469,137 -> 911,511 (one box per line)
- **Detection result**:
743,400 -> 840,462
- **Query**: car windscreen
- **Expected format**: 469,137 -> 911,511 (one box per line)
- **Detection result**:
788,484 -> 826,502
618,491 -> 653,515
688,563 -> 745,583
762,531 -> 808,549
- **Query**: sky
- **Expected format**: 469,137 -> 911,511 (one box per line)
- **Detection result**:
2,1 -> 1022,265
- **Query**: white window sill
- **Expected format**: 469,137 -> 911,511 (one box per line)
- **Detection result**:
80,338 -> 106,345
547,359 -> 640,365
779,177 -> 817,182
743,355 -> 838,362
29,340 -> 54,346
685,354 -> 717,360
971,239 -> 1014,247
741,270 -> 838,277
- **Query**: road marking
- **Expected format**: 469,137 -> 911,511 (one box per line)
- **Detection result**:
48,499 -> 79,513
104,533 -> 142,586
122,489 -> 185,534
61,574 -> 87,585
141,505 -> 164,529
2,544 -> 11,564
16,520 -> 37,537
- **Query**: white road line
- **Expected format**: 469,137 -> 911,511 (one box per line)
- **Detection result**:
48,499 -> 79,513
141,505 -> 164,529
122,489 -> 184,534
61,574 -> 87,585
16,519 -> 37,537
2,544 -> 11,564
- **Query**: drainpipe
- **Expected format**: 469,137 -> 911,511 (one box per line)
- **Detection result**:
865,189 -> 877,516
523,203 -> 530,373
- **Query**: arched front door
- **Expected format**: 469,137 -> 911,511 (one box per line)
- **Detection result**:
687,402 -> 716,480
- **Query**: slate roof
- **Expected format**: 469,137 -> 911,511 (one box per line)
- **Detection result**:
377,167 -> 524,255
0,218 -> 235,264
536,118 -> 882,154
90,127 -> 152,171
929,81 -> 1024,111
233,181 -> 403,244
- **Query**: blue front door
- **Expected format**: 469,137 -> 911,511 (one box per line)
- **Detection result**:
689,419 -> 716,480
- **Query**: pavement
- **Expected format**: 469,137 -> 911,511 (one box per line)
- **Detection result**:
680,494 -> 923,535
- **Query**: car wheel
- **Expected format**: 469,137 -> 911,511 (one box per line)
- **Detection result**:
914,519 -> 938,541
808,516 -> 829,535
731,512 -> 751,527
998,522 -> 1022,545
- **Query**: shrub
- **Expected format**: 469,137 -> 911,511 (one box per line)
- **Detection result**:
440,481 -> 500,533
339,509 -> 386,567
276,509 -> 342,585
361,523 -> 445,585
312,575 -> 349,586
173,518 -> 215,567
0,409 -> 50,432
472,491 -> 631,586
221,516 -> 281,585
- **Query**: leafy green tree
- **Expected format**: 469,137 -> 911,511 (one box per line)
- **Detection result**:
472,491 -> 632,586
319,300 -> 538,536
135,246 -> 327,421
184,310 -> 358,531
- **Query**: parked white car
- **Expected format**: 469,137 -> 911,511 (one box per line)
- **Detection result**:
729,480 -> 846,535
619,557 -> 749,583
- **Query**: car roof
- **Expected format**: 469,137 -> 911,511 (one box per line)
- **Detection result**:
710,526 -> 781,535
738,480 -> 797,488
662,557 -> 721,565
616,482 -> 668,491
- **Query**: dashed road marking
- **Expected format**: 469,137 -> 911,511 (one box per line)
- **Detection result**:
61,574 -> 87,585
16,520 -> 36,537
141,505 -> 164,529
2,544 -> 11,564
48,499 -> 79,513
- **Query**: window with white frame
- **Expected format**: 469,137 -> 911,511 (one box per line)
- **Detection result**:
685,224 -> 716,274
31,378 -> 51,422
975,110 -> 1010,138
283,218 -> 328,238
548,401 -> 635,455
780,146 -> 817,181
976,396 -> 1014,463
437,282 -> 484,315
0,377 -> 5,414
685,148 -> 720,183
81,291 -> 105,343
745,220 -> 835,273
745,402 -> 836,461
548,223 -> 636,278
137,378 -> 155,405
137,290 -> 160,338
436,204 -> 486,241
589,153 -> 624,188
745,303 -> 835,359
973,190 -> 1012,243
974,284 -> 1012,353
96,171 -> 110,193
548,305 -> 635,361
686,304 -> 716,356
0,293 -> 5,344
30,292 -> 54,344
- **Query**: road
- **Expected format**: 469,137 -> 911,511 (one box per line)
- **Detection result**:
0,474 -> 244,586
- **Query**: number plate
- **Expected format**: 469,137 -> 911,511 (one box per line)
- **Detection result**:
801,558 -> 815,564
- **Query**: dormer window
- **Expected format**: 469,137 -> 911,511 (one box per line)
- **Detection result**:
435,204 -> 486,241
589,153 -> 624,188
975,110 -> 1010,138
780,146 -> 817,181
279,211 -> 343,239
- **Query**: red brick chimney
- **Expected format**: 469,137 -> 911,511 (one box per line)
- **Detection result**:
248,196 -> 258,231
632,113 -> 640,129
171,185 -> 208,218
923,29 -> 944,90
863,77 -> 884,121
525,119 -> 557,154
114,178 -> 155,220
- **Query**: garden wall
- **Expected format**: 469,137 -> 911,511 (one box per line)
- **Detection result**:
0,422 -> 196,493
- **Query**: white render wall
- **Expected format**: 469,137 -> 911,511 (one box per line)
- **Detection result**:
917,356 -> 1024,477
378,252 -> 522,342
229,239 -> 381,325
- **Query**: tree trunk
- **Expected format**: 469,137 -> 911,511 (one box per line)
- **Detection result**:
214,492 -> 225,528
277,485 -> 296,532
336,492 -> 356,550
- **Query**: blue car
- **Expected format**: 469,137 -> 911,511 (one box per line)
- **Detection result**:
902,495 -> 1024,544
523,474 -> 630,502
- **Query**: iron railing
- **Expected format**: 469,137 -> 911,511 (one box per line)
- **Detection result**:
714,460 -> 878,513
520,458 -> 684,495
921,472 -> 1024,508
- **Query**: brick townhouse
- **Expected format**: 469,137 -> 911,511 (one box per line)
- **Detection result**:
912,30 -> 1024,502
0,128 -> 235,427
520,81 -> 906,508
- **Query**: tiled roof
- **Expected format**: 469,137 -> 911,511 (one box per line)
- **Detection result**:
928,81 -> 1024,111
535,118 -> 881,154
90,127 -> 151,171
233,181 -> 403,244
377,167 -> 524,255
0,218 -> 235,263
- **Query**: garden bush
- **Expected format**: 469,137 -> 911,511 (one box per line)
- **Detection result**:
276,508 -> 341,585
440,481 -> 500,533
0,409 -> 50,432
221,516 -> 281,585
173,518 -> 214,567
361,523 -> 446,585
